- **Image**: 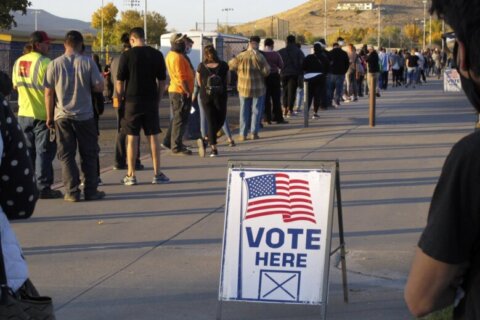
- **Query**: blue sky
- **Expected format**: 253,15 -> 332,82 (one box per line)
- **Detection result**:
29,0 -> 307,31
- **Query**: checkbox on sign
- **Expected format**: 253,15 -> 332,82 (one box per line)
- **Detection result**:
258,270 -> 301,302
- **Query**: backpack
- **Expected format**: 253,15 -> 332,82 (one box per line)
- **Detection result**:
204,64 -> 223,96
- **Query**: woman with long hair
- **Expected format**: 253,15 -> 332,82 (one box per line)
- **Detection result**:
196,45 -> 229,157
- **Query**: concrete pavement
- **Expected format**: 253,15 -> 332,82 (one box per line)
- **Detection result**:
11,80 -> 474,319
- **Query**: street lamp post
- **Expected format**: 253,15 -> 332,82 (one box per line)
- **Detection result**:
422,0 -> 427,50
324,0 -> 327,40
222,8 -> 234,34
34,10 -> 40,31
377,5 -> 381,48
101,0 -> 104,54
203,0 -> 206,32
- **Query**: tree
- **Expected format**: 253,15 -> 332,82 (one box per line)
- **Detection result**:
403,23 -> 422,48
91,2 -> 119,50
145,11 -> 167,45
0,0 -> 31,29
115,10 -> 167,46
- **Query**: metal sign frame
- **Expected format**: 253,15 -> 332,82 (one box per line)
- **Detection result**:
217,159 -> 348,320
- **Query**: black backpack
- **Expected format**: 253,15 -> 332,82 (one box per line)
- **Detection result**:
204,63 -> 223,96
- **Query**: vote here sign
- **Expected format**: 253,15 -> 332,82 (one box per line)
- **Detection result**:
219,168 -> 334,305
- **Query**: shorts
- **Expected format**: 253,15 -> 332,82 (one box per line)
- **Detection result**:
123,101 -> 161,136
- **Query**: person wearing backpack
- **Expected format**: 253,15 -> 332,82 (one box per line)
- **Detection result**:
196,45 -> 229,157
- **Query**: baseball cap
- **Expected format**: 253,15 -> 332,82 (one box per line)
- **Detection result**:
170,33 -> 187,45
30,31 -> 53,44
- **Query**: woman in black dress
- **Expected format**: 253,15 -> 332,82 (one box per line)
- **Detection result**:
196,45 -> 229,157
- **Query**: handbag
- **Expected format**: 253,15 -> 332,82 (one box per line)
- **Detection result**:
0,234 -> 56,320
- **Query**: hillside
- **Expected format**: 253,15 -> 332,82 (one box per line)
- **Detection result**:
235,0 -> 434,42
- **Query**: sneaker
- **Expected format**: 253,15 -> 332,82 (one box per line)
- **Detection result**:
64,191 -> 80,202
135,163 -> 145,170
113,164 -> 127,170
160,143 -> 171,150
312,113 -> 319,120
376,92 -> 381,97
122,175 -> 137,186
209,149 -> 218,157
197,138 -> 206,158
152,172 -> 170,184
171,148 -> 192,156
228,139 -> 236,147
84,190 -> 106,201
39,188 -> 63,199
237,135 -> 247,142
249,133 -> 260,140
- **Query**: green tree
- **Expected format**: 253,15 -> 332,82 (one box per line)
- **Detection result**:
383,26 -> 401,47
145,11 -> 167,45
254,29 -> 267,37
0,0 -> 31,29
91,2 -> 119,50
115,10 -> 167,46
403,23 -> 422,48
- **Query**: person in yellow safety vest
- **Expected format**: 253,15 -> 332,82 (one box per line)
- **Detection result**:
12,31 -> 63,199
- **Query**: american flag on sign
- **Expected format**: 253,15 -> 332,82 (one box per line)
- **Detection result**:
244,173 -> 316,224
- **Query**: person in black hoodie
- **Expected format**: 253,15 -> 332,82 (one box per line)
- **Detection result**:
278,35 -> 304,117
303,40 -> 330,119
328,39 -> 349,108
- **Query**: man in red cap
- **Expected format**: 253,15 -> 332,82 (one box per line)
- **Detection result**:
12,30 -> 62,199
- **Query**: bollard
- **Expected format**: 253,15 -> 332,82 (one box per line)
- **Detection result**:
303,80 -> 309,128
368,74 -> 377,127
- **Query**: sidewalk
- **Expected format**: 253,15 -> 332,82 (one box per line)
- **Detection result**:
12,80 -> 474,319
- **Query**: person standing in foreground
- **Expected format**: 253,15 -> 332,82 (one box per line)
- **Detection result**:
12,31 -> 62,199
228,36 -> 270,141
163,33 -> 195,156
116,27 -> 169,185
45,30 -> 105,202
405,1 -> 480,318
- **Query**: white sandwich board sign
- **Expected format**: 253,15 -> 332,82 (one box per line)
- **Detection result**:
218,160 -> 347,319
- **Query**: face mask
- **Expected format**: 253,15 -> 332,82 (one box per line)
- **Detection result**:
174,42 -> 186,53
454,41 -> 480,112
460,73 -> 480,112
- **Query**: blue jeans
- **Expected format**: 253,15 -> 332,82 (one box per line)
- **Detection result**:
329,74 -> 345,104
295,87 -> 304,110
17,116 -> 56,191
239,95 -> 264,137
407,68 -> 417,86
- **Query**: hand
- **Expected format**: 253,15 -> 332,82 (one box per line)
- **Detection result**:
46,119 -> 54,129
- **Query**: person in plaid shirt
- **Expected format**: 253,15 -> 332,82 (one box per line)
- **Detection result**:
228,36 -> 270,141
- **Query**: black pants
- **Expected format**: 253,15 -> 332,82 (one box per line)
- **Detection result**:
163,93 -> 191,152
281,75 -> 298,112
203,93 -> 227,146
265,73 -> 284,122
115,105 -> 141,167
56,118 -> 98,196
307,76 -> 327,113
